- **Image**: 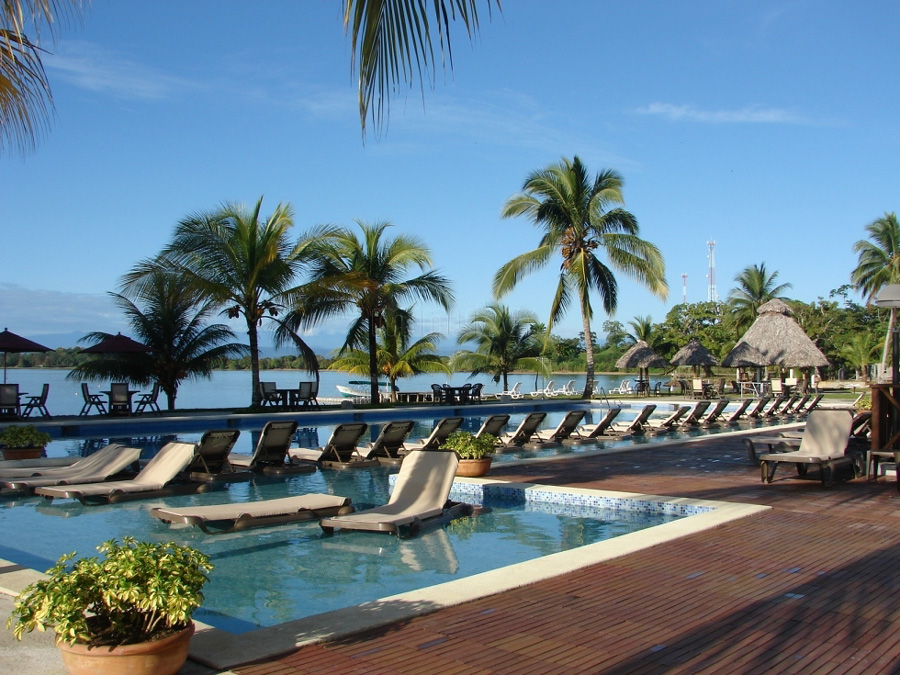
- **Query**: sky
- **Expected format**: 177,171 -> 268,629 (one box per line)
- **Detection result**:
2,0 -> 898,352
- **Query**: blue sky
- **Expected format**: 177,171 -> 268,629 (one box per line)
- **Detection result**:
2,1 -> 897,351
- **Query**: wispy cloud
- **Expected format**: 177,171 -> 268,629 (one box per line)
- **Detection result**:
0,284 -> 125,338
635,102 -> 808,124
45,41 -> 202,100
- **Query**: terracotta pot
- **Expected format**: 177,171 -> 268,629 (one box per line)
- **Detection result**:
1,446 -> 46,460
456,457 -> 492,477
57,623 -> 194,675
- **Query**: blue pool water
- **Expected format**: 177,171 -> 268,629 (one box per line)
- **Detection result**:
0,466 -> 683,633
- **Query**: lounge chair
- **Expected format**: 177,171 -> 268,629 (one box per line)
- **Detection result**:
133,383 -> 162,415
533,410 -> 587,443
699,399 -> 730,426
746,396 -> 771,418
494,382 -> 523,400
21,383 -> 50,418
1,444 -> 141,493
574,407 -> 623,439
762,396 -> 789,417
229,420 -> 315,475
320,450 -> 474,538
35,441 -> 199,504
645,406 -> 690,432
108,382 -> 133,415
79,383 -> 106,416
530,380 -> 557,398
775,395 -> 802,416
358,420 -> 416,465
758,410 -> 856,486
474,414 -> 510,439
497,412 -> 547,447
679,400 -> 711,427
185,429 -> 251,482
288,422 -> 373,469
609,379 -> 633,395
724,398 -> 753,424
796,393 -> 824,416
555,380 -> 577,396
403,417 -> 465,451
610,404 -> 657,435
151,493 -> 354,535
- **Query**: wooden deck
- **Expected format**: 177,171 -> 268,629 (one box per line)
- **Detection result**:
232,434 -> 900,674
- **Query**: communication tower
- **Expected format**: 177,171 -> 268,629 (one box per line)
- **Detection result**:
681,273 -> 687,304
706,241 -> 718,302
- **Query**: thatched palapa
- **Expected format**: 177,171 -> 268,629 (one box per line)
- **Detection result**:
616,341 -> 668,370
670,338 -> 719,367
722,299 -> 828,368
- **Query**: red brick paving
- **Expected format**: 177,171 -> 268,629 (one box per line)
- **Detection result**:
231,435 -> 900,674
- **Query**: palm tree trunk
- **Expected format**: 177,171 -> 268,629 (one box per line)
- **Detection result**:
248,318 -> 261,406
882,308 -> 896,378
581,311 -> 595,399
368,319 -> 379,403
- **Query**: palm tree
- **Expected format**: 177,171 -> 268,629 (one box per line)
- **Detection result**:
307,220 -> 454,402
450,303 -> 549,392
726,263 -> 792,336
344,0 -> 500,137
123,197 -> 327,406
329,307 -> 450,393
627,315 -> 655,345
852,212 -> 900,372
495,156 -> 668,399
839,332 -> 880,383
68,270 -> 248,410
1,1 -> 84,156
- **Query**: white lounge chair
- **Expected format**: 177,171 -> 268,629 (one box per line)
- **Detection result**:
1,444 -> 142,493
34,441 -> 198,505
555,380 -> 577,396
494,382 -> 523,400
609,379 -> 633,395
319,450 -> 473,538
533,410 -> 587,443
530,380 -> 557,398
151,493 -> 354,535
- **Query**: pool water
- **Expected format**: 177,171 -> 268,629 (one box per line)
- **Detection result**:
0,466 -> 682,633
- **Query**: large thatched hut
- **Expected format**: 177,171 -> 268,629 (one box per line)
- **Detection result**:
616,340 -> 668,370
723,299 -> 828,369
670,338 -> 720,369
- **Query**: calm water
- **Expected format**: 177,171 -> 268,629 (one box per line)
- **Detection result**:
5,369 -> 663,417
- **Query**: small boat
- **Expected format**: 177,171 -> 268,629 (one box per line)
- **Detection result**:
337,381 -> 389,398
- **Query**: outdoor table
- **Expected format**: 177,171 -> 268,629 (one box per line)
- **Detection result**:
741,382 -> 766,398
273,388 -> 301,410
634,379 -> 650,396
397,392 -> 433,403
102,388 -> 138,415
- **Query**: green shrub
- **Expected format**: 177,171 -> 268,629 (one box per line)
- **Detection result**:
441,431 -> 497,459
0,424 -> 51,448
7,537 -> 213,647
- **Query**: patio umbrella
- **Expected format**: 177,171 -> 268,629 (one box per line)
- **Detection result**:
670,339 -> 720,370
723,299 -> 828,369
615,340 -> 668,387
0,328 -> 51,383
79,333 -> 152,354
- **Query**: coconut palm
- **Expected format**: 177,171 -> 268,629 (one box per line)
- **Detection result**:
123,197 -> 328,406
726,263 -> 792,336
852,213 -> 900,372
495,156 -> 667,399
68,270 -> 248,410
345,0 -> 500,137
329,307 -> 450,393
627,315 -> 655,345
839,332 -> 879,383
307,220 -> 454,403
450,303 -> 550,392
1,0 -> 84,156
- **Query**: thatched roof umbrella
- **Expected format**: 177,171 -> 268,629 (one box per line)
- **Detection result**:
722,342 -> 769,368
670,338 -> 719,373
724,298 -> 829,369
616,341 -> 668,391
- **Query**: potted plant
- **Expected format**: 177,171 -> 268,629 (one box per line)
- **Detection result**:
7,537 -> 213,675
0,424 -> 52,460
442,430 -> 497,477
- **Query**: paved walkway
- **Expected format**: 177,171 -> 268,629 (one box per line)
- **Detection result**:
231,433 -> 900,675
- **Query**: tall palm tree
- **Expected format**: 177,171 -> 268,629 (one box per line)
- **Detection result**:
627,315 -> 655,345
450,303 -> 549,392
329,307 -> 450,393
344,0 -> 500,137
495,156 -> 668,399
726,263 -> 792,336
852,212 -> 900,372
839,332 -> 880,383
68,270 -> 248,410
1,0 -> 84,156
123,197 -> 327,406
308,220 -> 454,402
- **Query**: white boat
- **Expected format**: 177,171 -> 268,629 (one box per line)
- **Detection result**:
336,381 -> 389,399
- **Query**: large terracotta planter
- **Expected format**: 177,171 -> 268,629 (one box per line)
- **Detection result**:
456,457 -> 492,477
1,446 -> 46,461
56,623 -> 194,675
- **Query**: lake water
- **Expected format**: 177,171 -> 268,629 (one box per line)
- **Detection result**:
5,369 -> 660,417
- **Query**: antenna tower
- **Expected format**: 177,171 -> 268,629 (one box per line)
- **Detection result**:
706,241 -> 718,302
681,274 -> 687,304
